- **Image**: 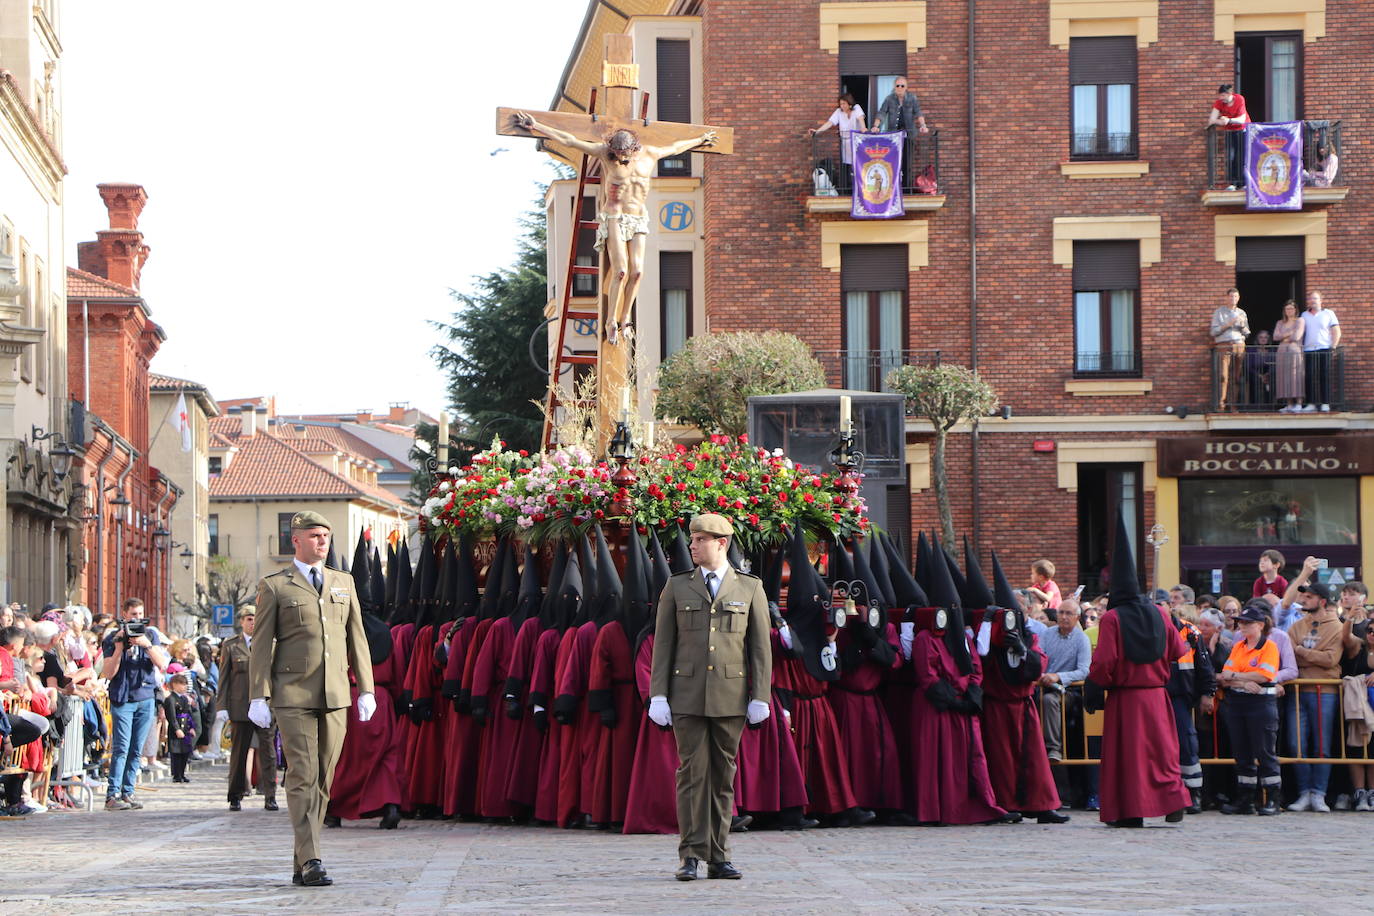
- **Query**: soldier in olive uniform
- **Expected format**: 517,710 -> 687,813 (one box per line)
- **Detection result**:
215,606 -> 279,811
649,514 -> 772,881
247,511 -> 376,888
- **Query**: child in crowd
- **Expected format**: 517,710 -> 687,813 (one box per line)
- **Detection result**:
163,674 -> 198,783
1030,559 -> 1062,609
1253,549 -> 1288,600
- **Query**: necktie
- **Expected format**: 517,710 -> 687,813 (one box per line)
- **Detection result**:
705,572 -> 718,599
310,568 -> 322,594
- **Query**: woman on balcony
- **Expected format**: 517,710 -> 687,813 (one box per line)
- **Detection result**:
1274,300 -> 1306,413
808,94 -> 866,189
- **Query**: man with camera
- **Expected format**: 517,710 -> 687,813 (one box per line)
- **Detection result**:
99,597 -> 170,810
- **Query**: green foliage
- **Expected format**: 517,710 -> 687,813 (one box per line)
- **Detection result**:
431,191 -> 549,457
656,331 -> 827,437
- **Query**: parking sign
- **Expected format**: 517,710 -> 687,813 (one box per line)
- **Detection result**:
212,604 -> 234,627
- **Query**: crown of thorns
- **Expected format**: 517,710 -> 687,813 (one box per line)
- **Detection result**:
608,129 -> 641,153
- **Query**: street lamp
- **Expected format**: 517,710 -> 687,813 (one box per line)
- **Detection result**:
179,547 -> 195,571
32,425 -> 75,483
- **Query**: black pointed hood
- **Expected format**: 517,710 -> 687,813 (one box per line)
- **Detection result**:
479,538 -> 510,621
351,530 -> 374,614
326,541 -> 339,571
410,538 -> 434,629
963,538 -> 995,610
762,545 -> 784,606
943,541 -> 970,606
384,542 -> 399,619
881,531 -> 929,608
390,540 -> 413,625
668,526 -> 693,575
1108,510 -> 1166,664
991,550 -> 1020,612
623,532 -> 653,642
928,535 -> 972,675
784,526 -> 839,682
538,544 -> 568,629
498,538 -> 521,613
510,545 -> 542,630
370,546 -> 386,613
914,531 -> 933,597
648,531 -> 671,604
557,549 -> 584,632
727,538 -> 746,572
868,534 -> 898,609
434,540 -> 456,622
828,538 -> 855,584
453,535 -> 480,622
578,534 -> 599,613
593,526 -> 623,625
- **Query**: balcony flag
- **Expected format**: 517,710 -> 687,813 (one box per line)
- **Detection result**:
1245,121 -> 1303,211
850,130 -> 905,219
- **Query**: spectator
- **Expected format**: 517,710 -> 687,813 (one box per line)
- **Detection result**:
1210,287 -> 1251,411
1039,601 -> 1092,765
1167,608 -> 1216,812
1219,603 -> 1282,815
1025,588 -> 1052,626
1252,549 -> 1288,600
1243,329 -> 1274,407
1198,609 -> 1234,671
870,76 -> 927,135
1169,585 -> 1195,610
99,598 -> 169,811
1196,607 -> 1233,807
1300,290 -> 1340,413
1216,595 -> 1243,632
1279,576 -> 1343,812
1272,301 -> 1306,413
807,93 -> 866,187
1029,560 -> 1062,610
62,605 -> 92,668
1196,595 -> 1217,614
1341,623 -> 1374,810
1304,142 -> 1339,187
162,673 -> 198,783
1207,83 -> 1249,189
91,613 -> 113,632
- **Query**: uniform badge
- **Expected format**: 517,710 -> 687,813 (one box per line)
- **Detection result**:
867,606 -> 881,629
820,643 -> 837,672
833,607 -> 847,629
330,587 -> 350,599
935,609 -> 948,630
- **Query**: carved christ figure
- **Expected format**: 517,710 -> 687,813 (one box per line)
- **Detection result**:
513,111 -> 717,344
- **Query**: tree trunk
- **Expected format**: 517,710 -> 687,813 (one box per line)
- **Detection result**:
931,428 -> 956,547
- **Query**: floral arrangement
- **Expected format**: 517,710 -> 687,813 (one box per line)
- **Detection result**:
420,435 -> 868,552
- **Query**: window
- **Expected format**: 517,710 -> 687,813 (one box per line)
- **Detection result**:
659,251 -> 693,360
1235,32 -> 1301,121
208,456 -> 222,476
208,514 -> 219,556
840,244 -> 907,391
277,513 -> 294,556
573,197 -> 597,297
838,40 -> 906,123
1070,37 -> 1136,159
656,39 -> 692,176
1073,240 -> 1139,376
1180,477 -> 1356,547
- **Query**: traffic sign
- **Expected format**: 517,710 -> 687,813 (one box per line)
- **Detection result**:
212,604 -> 234,627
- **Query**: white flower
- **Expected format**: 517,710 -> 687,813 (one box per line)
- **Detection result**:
438,481 -> 451,492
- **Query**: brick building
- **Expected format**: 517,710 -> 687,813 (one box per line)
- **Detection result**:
536,0 -> 1374,595
67,184 -> 180,625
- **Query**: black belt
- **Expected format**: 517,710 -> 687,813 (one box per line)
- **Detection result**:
832,684 -> 879,696
793,693 -> 825,701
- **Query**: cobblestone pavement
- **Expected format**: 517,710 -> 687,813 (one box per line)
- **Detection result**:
2,761 -> 1367,916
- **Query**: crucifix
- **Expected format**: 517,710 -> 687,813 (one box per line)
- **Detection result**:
496,33 -> 733,448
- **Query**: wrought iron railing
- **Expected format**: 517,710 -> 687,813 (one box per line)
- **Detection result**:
1074,349 -> 1142,378
812,348 -> 941,392
809,129 -> 941,197
1209,343 -> 1353,412
1071,130 -> 1137,160
1206,120 -> 1343,190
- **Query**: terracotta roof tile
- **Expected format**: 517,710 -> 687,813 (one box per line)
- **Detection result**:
208,421 -> 403,509
66,266 -> 139,299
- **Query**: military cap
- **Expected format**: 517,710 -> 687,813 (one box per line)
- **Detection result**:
689,513 -> 733,537
239,604 -> 257,617
290,510 -> 331,531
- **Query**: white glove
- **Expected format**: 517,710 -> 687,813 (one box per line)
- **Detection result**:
648,695 -> 672,727
778,624 -> 793,650
215,709 -> 229,724
357,692 -> 376,722
247,697 -> 272,729
899,622 -> 915,660
976,620 -> 992,657
746,699 -> 770,725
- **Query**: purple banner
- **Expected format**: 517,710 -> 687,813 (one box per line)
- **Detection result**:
850,130 -> 904,219
1245,121 -> 1303,211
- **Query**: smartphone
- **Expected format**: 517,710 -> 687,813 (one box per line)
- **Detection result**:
1071,585 -> 1086,601
1316,558 -> 1329,569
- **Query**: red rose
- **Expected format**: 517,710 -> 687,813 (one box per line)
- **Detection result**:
738,433 -> 749,443
833,513 -> 842,522
703,480 -> 714,488
716,495 -> 728,507
518,449 -> 528,457
593,509 -> 604,519
732,500 -> 744,510
803,493 -> 815,503
684,460 -> 697,471
546,495 -> 558,505
533,513 -> 546,522
748,513 -> 760,526
675,482 -> 687,492
778,492 -> 789,502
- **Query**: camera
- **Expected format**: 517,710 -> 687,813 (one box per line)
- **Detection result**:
121,618 -> 149,640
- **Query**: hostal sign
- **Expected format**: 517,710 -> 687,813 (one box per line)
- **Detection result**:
1158,436 -> 1374,477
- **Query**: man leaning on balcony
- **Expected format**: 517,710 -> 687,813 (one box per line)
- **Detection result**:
1210,287 -> 1251,411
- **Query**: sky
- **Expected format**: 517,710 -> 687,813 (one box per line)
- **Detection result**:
62,0 -> 588,418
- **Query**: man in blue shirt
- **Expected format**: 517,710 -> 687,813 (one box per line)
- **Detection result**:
1039,601 -> 1093,763
99,597 -> 169,809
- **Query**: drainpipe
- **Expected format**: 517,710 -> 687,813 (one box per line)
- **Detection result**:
109,436 -> 138,608
91,427 -> 116,615
966,0 -> 982,548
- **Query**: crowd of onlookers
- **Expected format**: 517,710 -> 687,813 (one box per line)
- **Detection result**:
1020,550 -> 1374,814
0,598 -> 225,816
1211,288 -> 1342,413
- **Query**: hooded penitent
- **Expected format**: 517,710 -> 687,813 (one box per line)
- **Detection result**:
384,542 -> 399,619
962,539 -> 995,612
1107,509 -> 1166,664
390,540 -> 413,625
881,531 -> 929,609
538,544 -> 569,630
509,545 -> 543,631
351,529 -> 372,608
989,550 -> 1041,686
477,538 -> 509,622
622,532 -> 654,642
927,536 -> 972,676
370,546 -> 387,615
349,529 -> 392,665
667,526 -> 693,575
592,525 -> 623,627
784,526 -> 839,682
647,530 -> 672,605
914,531 -> 933,599
410,537 -> 436,630
868,534 -> 898,610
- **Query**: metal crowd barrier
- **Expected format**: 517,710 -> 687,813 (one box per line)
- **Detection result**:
1042,678 -> 1373,766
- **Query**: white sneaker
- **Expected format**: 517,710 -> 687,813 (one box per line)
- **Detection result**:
1310,793 -> 1332,813
1279,405 -> 1293,413
1335,792 -> 1353,811
1320,404 -> 1331,412
1300,404 -> 1318,413
1357,791 -> 1374,812
1288,791 -> 1314,812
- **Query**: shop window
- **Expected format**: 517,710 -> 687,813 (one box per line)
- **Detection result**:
1073,240 -> 1139,376
841,244 -> 907,391
1179,477 -> 1357,547
1070,37 -> 1137,160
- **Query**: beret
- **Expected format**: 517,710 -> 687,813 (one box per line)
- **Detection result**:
689,513 -> 733,537
290,510 -> 331,531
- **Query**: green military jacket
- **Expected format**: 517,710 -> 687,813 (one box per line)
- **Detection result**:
215,633 -> 252,721
248,564 -> 374,710
649,566 -> 772,718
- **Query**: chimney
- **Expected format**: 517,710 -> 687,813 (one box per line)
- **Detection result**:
256,406 -> 268,434
79,184 -> 151,291
356,409 -> 373,423
242,404 -> 256,437
388,402 -> 408,422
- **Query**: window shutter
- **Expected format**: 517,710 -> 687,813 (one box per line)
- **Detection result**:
1073,240 -> 1139,290
660,251 -> 692,288
839,40 -> 907,76
1069,37 -> 1137,84
1235,236 -> 1304,271
841,244 -> 907,292
656,39 -> 691,123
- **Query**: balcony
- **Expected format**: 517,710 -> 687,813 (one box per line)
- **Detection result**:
1209,344 -> 1363,414
1202,120 -> 1348,205
807,130 -> 944,214
814,348 -> 941,393
1074,349 -> 1142,379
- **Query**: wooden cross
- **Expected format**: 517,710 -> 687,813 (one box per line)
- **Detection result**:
496,33 -> 734,450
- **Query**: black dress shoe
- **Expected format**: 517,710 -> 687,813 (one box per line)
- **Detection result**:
228,799 -> 241,812
324,814 -> 341,828
1165,808 -> 1185,823
1108,817 -> 1144,828
987,812 -> 1023,825
264,799 -> 279,812
707,861 -> 742,879
299,859 -> 332,887
675,857 -> 699,881
730,814 -> 753,832
881,810 -> 921,827
1035,810 -> 1071,824
379,803 -> 401,830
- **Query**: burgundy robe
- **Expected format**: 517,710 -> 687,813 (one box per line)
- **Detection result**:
328,651 -> 405,820
881,609 -> 917,812
554,621 -> 599,826
447,617 -> 492,817
1088,606 -> 1192,823
402,623 -> 449,810
734,629 -> 808,814
435,618 -> 473,816
774,631 -> 856,815
624,633 -> 679,834
471,616 -> 521,818
980,634 -> 1060,813
534,628 -> 576,823
502,616 -> 545,809
586,620 -> 640,825
827,623 -> 904,810
907,629 -> 1005,824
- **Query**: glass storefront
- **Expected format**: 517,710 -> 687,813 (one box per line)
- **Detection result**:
1179,477 -> 1359,547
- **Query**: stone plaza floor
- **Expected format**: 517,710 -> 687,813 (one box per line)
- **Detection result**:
2,761 -> 1367,915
